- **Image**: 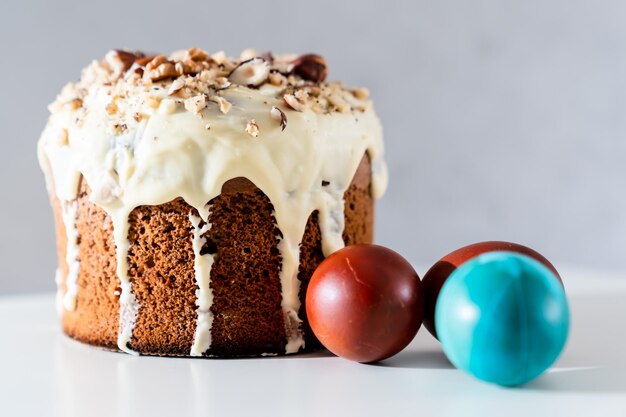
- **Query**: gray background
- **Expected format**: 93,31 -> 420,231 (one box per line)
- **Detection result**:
1,0 -> 624,294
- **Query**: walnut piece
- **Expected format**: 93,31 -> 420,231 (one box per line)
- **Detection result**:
144,55 -> 179,81
245,119 -> 260,137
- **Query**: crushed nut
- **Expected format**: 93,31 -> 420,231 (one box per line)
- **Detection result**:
245,119 -> 260,137
210,96 -> 232,114
351,87 -> 370,100
215,76 -> 231,90
294,89 -> 309,102
106,100 -> 118,115
181,59 -> 210,75
327,93 -> 350,113
205,122 -> 211,130
270,106 -> 287,131
268,71 -> 287,86
168,77 -> 186,95
228,57 -> 269,86
68,98 -> 83,110
112,123 -> 128,135
184,94 -> 207,115
47,48 -> 372,133
283,94 -> 306,112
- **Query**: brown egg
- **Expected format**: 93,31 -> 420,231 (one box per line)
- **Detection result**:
306,244 -> 424,363
422,241 -> 562,339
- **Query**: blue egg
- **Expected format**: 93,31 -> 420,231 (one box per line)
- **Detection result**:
435,251 -> 569,386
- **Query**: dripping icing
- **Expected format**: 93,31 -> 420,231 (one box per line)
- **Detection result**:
189,210 -> 216,357
112,208 -> 140,355
60,200 -> 80,311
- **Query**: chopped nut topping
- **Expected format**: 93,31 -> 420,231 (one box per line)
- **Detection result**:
106,100 -> 118,115
245,119 -> 260,137
112,123 -> 128,135
327,93 -> 350,113
215,76 -> 231,90
291,54 -> 328,82
210,96 -> 232,114
283,94 -> 306,112
144,55 -> 179,82
184,94 -> 207,115
268,71 -> 287,86
46,48 -> 374,134
294,89 -> 309,102
351,87 -> 370,100
205,122 -> 211,130
270,106 -> 287,131
168,77 -> 186,95
68,98 -> 83,111
228,57 -> 269,87
186,48 -> 211,62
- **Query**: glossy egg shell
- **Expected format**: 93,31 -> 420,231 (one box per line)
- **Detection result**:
422,241 -> 561,339
306,244 -> 424,363
435,251 -> 569,386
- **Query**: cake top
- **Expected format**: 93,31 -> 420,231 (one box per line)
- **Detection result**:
49,48 -> 372,134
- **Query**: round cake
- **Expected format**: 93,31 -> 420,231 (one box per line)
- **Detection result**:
38,48 -> 388,357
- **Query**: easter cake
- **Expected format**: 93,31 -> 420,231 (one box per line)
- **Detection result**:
38,48 -> 387,357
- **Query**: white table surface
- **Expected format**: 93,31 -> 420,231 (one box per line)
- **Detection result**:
1,268 -> 625,417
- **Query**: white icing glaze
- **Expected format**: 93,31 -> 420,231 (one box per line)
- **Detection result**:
189,211 -> 216,356
38,74 -> 387,355
112,208 -> 139,355
60,200 -> 80,311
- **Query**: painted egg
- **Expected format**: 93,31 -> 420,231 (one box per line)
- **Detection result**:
422,241 -> 561,339
435,251 -> 569,386
306,244 -> 424,363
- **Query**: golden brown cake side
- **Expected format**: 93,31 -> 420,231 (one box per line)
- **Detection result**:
52,155 -> 373,357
